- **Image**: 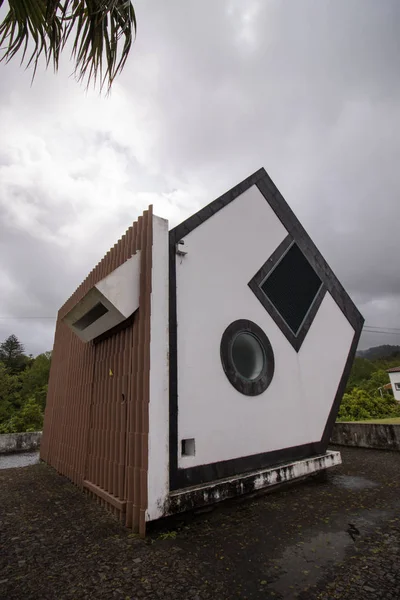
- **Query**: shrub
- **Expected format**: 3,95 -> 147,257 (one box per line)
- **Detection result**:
338,387 -> 400,422
0,397 -> 43,433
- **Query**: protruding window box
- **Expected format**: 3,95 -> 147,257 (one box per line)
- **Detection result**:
63,251 -> 141,342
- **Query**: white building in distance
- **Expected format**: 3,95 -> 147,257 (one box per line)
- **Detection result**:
387,367 -> 400,401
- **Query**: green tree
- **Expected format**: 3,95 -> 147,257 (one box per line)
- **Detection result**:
0,334 -> 29,374
364,369 -> 392,395
20,352 -> 51,410
0,397 -> 43,433
0,339 -> 51,432
338,387 -> 400,422
0,1 -> 136,90
0,363 -> 20,423
346,357 -> 376,391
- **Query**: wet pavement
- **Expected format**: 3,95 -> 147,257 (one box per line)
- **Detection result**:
0,451 -> 40,470
0,446 -> 399,599
330,473 -> 380,490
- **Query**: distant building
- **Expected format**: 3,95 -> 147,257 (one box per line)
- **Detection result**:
41,168 -> 363,535
387,367 -> 400,401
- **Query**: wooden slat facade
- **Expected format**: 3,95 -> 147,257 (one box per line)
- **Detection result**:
40,207 -> 153,535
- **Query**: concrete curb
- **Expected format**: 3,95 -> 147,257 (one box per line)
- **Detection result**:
332,423 -> 400,451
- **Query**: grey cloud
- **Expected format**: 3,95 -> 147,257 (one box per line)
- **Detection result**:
1,0 -> 400,353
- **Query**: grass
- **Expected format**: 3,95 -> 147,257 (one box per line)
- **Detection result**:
349,417 -> 400,424
158,530 -> 177,540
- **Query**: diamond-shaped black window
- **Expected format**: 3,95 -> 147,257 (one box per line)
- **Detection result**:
248,237 -> 326,352
261,243 -> 322,335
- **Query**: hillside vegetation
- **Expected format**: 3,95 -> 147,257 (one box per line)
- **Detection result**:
357,345 -> 400,361
339,349 -> 400,422
0,335 -> 50,433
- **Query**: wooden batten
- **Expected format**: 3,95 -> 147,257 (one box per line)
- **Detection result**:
41,207 -> 153,535
83,480 -> 127,512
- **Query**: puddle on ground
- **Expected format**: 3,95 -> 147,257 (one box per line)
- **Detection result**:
269,530 -> 349,598
266,508 -> 393,600
0,451 -> 40,470
331,474 -> 379,490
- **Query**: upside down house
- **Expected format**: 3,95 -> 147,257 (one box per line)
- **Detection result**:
41,168 -> 364,535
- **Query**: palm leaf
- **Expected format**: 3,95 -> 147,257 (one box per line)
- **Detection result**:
0,0 -> 136,90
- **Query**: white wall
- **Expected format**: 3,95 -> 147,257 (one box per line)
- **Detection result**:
96,251 -> 141,318
388,372 -> 400,401
175,184 -> 355,469
146,215 -> 170,521
63,252 -> 141,342
297,294 -> 354,438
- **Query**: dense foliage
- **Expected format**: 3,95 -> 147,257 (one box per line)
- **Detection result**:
0,335 -> 51,433
338,352 -> 400,422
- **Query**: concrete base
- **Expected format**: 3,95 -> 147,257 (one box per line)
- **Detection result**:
0,432 -> 42,455
164,451 -> 341,517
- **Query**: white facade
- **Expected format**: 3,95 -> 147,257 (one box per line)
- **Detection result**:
175,184 -> 355,469
388,371 -> 400,401
146,216 -> 170,521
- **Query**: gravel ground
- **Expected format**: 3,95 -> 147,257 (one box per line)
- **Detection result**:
0,446 -> 399,600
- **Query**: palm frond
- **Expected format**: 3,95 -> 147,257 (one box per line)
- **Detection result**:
0,0 -> 136,90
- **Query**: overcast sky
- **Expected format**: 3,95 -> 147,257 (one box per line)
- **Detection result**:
0,0 -> 399,356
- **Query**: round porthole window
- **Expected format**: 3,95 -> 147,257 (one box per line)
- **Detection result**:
232,332 -> 265,380
220,320 -> 275,396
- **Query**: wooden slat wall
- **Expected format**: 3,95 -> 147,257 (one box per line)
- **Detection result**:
40,207 -> 153,535
86,323 -> 134,514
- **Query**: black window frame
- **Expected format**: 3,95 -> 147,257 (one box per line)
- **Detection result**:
248,236 -> 327,352
220,319 -> 275,396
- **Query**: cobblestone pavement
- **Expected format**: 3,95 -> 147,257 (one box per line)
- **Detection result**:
0,446 -> 399,599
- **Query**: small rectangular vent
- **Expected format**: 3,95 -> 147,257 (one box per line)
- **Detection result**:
260,243 -> 322,335
73,302 -> 109,331
181,438 -> 195,457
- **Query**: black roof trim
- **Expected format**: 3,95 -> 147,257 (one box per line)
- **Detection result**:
255,175 -> 363,334
170,166 -> 363,334
169,167 -> 265,244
